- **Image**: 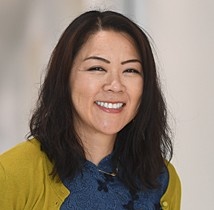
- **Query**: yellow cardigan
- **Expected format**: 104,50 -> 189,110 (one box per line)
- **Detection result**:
0,139 -> 181,210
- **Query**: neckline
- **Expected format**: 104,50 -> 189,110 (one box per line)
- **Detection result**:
84,153 -> 116,176
85,152 -> 113,167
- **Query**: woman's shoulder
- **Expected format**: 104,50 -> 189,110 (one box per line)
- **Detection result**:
0,138 -> 49,179
0,139 -> 68,209
1,138 -> 40,154
0,139 -> 42,164
165,162 -> 181,190
160,161 -> 182,209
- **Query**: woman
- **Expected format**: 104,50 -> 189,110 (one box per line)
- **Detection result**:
0,10 -> 181,209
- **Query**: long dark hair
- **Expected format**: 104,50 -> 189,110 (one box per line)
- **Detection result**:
29,10 -> 173,190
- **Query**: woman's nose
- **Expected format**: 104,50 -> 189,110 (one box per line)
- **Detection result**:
103,72 -> 126,93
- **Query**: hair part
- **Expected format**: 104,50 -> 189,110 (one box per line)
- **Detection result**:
28,10 -> 173,191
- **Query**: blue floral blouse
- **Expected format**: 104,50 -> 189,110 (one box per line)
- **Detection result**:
60,154 -> 168,210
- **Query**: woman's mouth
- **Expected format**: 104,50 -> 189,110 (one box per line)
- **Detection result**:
95,101 -> 125,109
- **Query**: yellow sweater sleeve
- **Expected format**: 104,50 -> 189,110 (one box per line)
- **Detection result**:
0,161 -> 10,208
0,140 -> 69,210
0,147 -> 27,210
160,162 -> 182,210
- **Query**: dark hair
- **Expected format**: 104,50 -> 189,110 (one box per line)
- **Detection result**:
29,10 -> 173,190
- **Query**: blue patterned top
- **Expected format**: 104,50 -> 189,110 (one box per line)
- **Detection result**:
60,154 -> 168,210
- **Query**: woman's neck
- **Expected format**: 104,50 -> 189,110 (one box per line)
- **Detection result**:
80,133 -> 116,165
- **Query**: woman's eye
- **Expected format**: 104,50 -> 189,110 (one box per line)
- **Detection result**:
124,68 -> 141,74
88,66 -> 105,72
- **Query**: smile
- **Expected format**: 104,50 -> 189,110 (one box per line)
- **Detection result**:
95,101 -> 124,109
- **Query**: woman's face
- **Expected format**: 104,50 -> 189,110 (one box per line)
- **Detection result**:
70,30 -> 143,138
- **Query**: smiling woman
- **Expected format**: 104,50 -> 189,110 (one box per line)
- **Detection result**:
0,10 -> 181,210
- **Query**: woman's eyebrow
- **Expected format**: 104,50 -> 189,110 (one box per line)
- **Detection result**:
83,56 -> 142,65
121,59 -> 142,65
83,56 -> 110,63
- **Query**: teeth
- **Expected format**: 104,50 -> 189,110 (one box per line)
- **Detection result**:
96,101 -> 124,109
